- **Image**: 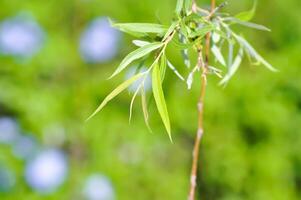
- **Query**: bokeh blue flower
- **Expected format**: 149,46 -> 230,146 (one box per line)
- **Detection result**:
0,14 -> 45,58
83,174 -> 115,200
79,17 -> 121,63
0,117 -> 20,145
25,149 -> 68,194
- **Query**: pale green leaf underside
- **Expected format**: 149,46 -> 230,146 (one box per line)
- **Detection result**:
235,35 -> 277,72
152,63 -> 172,142
109,42 -> 163,79
211,45 -> 226,66
132,40 -> 151,47
220,48 -> 244,85
228,18 -> 271,32
86,73 -> 146,121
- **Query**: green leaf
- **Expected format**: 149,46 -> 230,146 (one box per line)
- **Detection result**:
235,0 -> 257,22
211,45 -> 226,66
220,48 -> 244,85
175,0 -> 184,15
112,23 -> 168,37
132,40 -> 151,47
152,63 -> 172,141
234,35 -> 277,72
227,30 -> 234,67
179,34 -> 191,68
129,84 -> 143,123
160,53 -> 167,82
141,87 -> 152,132
86,73 -> 146,121
109,42 -> 163,79
227,17 -> 271,31
167,60 -> 185,81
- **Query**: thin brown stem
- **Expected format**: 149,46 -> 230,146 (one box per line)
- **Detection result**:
188,1 -> 215,200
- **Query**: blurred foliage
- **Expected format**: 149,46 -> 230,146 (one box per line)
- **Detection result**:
0,0 -> 301,199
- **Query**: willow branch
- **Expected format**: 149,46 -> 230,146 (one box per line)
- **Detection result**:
188,1 -> 215,200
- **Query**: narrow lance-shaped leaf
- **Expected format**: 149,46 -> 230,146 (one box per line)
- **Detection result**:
227,30 -> 234,67
109,42 -> 163,79
179,34 -> 190,68
220,48 -> 244,85
160,53 -> 167,82
141,86 -> 152,132
152,62 -> 172,142
235,0 -> 257,22
226,18 -> 271,32
129,84 -> 143,123
211,45 -> 226,66
132,40 -> 150,47
112,23 -> 168,37
234,34 -> 277,72
167,60 -> 185,81
86,73 -> 146,121
186,72 -> 194,90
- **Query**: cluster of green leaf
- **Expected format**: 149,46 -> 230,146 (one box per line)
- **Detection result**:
87,0 -> 276,140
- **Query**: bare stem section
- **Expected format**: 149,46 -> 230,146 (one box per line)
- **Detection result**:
188,0 -> 215,200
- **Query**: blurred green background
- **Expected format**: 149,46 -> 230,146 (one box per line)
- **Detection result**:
0,0 -> 300,199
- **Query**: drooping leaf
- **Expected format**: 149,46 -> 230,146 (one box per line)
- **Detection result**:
211,45 -> 226,66
235,35 -> 277,71
160,53 -> 167,82
152,63 -> 172,141
182,49 -> 190,68
86,73 -> 146,121
141,86 -> 152,132
212,32 -> 221,44
132,40 -> 151,47
227,30 -> 234,67
227,17 -> 271,31
235,0 -> 257,22
112,23 -> 168,37
220,48 -> 244,85
129,84 -> 143,123
167,60 -> 185,81
109,42 -> 163,79
186,72 -> 194,90
208,66 -> 223,78
179,34 -> 191,68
